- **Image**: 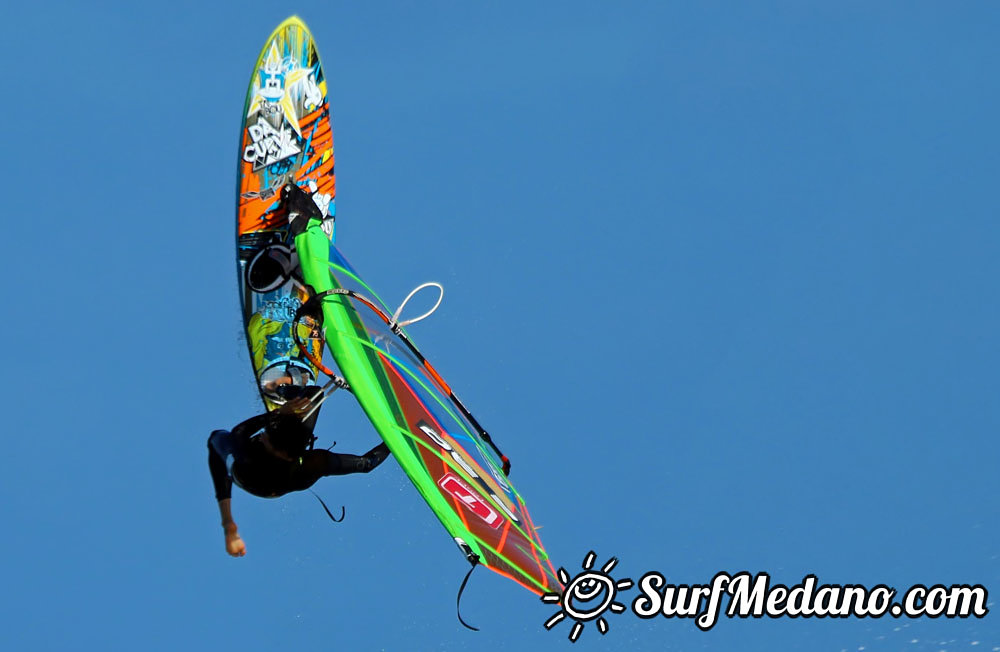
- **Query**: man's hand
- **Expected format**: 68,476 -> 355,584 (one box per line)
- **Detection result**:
276,396 -> 313,416
224,522 -> 246,557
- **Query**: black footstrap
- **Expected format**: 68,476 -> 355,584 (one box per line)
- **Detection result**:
282,183 -> 325,237
456,557 -> 481,631
310,490 -> 345,522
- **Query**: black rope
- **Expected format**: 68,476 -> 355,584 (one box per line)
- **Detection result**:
456,557 -> 481,632
310,490 -> 345,522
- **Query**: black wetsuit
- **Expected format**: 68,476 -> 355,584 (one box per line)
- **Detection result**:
208,403 -> 389,500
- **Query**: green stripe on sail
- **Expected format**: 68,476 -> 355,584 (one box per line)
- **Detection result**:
295,223 -> 476,555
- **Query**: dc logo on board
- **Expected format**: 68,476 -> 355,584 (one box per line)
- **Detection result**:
541,551 -> 634,643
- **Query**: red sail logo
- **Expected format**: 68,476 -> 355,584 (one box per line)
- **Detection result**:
439,473 -> 503,529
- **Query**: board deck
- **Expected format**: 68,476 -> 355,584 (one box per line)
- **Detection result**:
236,16 -> 335,408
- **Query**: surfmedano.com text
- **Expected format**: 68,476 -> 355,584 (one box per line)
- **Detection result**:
632,572 -> 989,631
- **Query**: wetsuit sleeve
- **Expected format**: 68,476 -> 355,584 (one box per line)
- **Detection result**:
208,431 -> 234,501
207,413 -> 269,501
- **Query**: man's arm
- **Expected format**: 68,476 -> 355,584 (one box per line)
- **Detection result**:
208,409 -> 306,557
209,427 -> 260,557
217,498 -> 246,557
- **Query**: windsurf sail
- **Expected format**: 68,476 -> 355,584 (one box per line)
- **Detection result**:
294,219 -> 560,596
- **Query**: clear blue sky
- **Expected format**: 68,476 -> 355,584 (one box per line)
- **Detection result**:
3,1 -> 998,650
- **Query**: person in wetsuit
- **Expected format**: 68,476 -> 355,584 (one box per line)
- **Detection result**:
208,387 -> 390,557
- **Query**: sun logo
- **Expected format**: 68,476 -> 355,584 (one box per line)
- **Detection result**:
541,551 -> 633,643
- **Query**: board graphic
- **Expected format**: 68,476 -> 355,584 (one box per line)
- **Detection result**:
236,16 -> 334,408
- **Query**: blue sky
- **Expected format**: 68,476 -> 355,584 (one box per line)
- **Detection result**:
2,1 -> 998,650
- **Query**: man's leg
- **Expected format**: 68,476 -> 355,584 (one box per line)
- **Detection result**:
293,443 -> 391,490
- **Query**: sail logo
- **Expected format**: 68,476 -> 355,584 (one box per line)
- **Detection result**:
243,118 -> 300,170
439,473 -> 503,529
417,421 -> 520,524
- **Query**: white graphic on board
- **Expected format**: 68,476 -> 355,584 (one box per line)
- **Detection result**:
243,118 -> 301,170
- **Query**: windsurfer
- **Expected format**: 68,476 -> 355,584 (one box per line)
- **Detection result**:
208,386 -> 390,557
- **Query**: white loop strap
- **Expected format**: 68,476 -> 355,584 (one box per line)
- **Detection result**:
391,282 -> 444,328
